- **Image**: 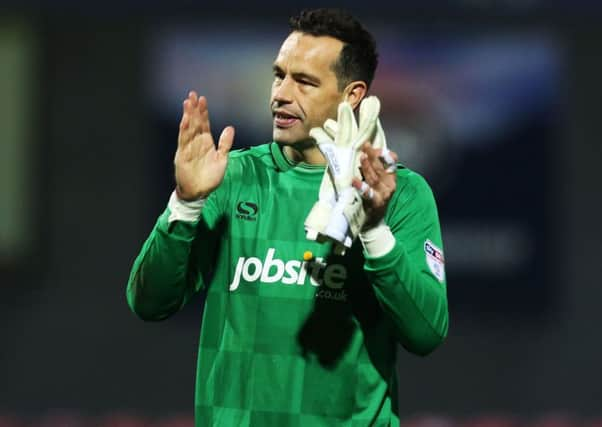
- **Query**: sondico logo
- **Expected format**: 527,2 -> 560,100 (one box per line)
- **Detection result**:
229,248 -> 348,301
236,201 -> 258,221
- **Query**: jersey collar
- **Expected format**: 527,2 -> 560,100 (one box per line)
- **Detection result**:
270,142 -> 325,175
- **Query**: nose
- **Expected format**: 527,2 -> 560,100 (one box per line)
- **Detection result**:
272,75 -> 294,105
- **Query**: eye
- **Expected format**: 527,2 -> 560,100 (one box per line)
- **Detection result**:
299,79 -> 317,87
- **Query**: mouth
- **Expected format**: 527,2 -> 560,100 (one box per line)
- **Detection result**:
273,110 -> 300,129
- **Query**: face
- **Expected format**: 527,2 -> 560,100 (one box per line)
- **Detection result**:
270,31 -> 345,145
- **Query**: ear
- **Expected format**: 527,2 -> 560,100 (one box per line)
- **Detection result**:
343,81 -> 368,110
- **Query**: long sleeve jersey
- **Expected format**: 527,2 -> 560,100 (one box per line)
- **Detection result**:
126,142 -> 449,427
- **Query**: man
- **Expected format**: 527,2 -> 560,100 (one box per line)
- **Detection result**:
127,8 -> 449,426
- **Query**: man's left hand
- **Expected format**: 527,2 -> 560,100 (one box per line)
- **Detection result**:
352,142 -> 399,231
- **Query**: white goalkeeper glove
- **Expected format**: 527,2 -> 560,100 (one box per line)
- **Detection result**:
303,120 -> 339,243
305,96 -> 395,254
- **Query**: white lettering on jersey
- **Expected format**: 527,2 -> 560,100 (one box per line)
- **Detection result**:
260,248 -> 284,283
228,248 -> 348,295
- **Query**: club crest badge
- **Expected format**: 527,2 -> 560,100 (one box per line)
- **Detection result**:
424,239 -> 445,283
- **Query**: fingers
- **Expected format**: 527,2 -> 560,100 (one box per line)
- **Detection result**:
362,142 -> 384,172
197,95 -> 211,134
179,100 -> 190,131
179,91 -> 212,146
390,150 -> 399,163
361,142 -> 398,173
360,181 -> 375,200
217,126 -> 235,156
180,93 -> 196,142
360,143 -> 388,183
188,90 -> 198,107
358,142 -> 397,202
351,178 -> 376,205
380,148 -> 397,172
360,151 -> 380,187
352,177 -> 372,198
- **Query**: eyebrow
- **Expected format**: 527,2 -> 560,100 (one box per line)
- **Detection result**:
272,64 -> 321,85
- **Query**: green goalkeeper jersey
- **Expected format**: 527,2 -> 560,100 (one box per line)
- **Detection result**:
126,142 -> 448,427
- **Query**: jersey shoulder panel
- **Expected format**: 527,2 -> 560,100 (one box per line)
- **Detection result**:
228,143 -> 273,163
394,166 -> 435,203
226,143 -> 275,179
384,165 -> 441,233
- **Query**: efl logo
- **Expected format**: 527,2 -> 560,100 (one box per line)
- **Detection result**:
424,239 -> 445,283
229,248 -> 348,300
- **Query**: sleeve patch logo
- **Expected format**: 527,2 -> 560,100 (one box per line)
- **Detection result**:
424,239 -> 445,283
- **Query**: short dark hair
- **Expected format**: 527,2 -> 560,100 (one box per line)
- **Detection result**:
288,8 -> 379,91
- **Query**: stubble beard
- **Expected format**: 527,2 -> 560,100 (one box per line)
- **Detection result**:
273,126 -> 315,149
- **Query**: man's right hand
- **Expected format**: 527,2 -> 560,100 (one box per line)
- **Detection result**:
174,91 -> 235,201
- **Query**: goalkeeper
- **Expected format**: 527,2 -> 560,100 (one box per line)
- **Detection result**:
127,8 -> 449,427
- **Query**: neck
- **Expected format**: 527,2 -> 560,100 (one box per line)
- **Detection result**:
282,140 -> 326,165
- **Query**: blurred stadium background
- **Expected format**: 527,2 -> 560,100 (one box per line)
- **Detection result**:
1,0 -> 601,426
